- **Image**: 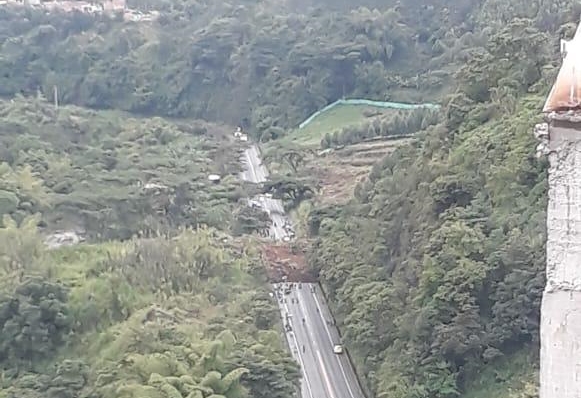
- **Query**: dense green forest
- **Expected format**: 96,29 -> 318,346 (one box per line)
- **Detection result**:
0,0 -> 492,141
1,0 -> 580,397
0,97 -> 295,396
0,97 -> 251,239
0,222 -> 299,398
306,4 -> 580,398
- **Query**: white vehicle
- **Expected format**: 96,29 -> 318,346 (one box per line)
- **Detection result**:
333,344 -> 344,354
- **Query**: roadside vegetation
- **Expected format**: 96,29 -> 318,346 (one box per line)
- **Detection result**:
0,95 -> 298,398
307,13 -> 571,398
0,221 -> 299,398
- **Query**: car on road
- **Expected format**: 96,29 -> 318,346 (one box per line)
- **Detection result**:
333,344 -> 344,354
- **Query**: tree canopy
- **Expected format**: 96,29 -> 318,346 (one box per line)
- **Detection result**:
305,8 -> 577,398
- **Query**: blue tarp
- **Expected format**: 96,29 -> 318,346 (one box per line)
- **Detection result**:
298,98 -> 440,129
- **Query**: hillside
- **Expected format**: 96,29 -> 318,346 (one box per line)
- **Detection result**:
0,96 -> 298,397
309,94 -> 548,398
0,0 -> 479,140
0,97 -> 251,240
0,223 -> 299,398
303,13 -> 574,398
252,2 -> 581,398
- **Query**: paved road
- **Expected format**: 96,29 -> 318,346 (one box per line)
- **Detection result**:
240,145 -> 293,240
239,143 -> 365,398
240,144 -> 268,183
274,283 -> 366,398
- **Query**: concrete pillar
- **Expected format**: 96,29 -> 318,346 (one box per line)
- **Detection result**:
539,119 -> 581,398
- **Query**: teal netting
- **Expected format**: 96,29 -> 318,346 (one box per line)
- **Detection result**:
298,98 -> 440,129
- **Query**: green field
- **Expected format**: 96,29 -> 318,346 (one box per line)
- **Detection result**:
288,104 -> 394,147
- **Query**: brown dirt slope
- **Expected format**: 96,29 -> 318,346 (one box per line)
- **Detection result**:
305,137 -> 411,204
259,241 -> 316,282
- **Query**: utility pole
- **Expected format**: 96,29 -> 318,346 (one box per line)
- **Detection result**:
53,85 -> 58,109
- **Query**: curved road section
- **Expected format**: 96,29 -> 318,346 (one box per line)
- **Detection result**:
240,144 -> 365,398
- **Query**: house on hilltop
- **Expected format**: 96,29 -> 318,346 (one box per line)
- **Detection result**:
9,0 -> 125,13
102,0 -> 124,12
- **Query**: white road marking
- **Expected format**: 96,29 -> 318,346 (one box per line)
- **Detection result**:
316,349 -> 339,398
310,289 -> 358,398
296,291 -> 339,398
280,292 -> 315,398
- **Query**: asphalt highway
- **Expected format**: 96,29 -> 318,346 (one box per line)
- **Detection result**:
274,282 -> 366,398
240,145 -> 292,240
239,143 -> 366,398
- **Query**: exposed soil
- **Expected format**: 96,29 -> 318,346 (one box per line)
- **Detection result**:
259,241 -> 317,282
305,137 -> 412,205
257,137 -> 411,281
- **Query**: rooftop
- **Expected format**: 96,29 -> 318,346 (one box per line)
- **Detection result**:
543,21 -> 581,113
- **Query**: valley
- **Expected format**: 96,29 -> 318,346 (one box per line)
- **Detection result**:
0,1 -> 577,398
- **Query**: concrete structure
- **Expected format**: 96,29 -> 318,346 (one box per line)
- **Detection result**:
537,19 -> 581,398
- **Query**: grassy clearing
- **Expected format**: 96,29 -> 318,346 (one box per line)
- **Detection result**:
287,104 -> 395,147
263,102 -> 416,206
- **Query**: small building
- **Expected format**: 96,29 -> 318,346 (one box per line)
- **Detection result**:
143,182 -> 169,192
102,0 -> 125,11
